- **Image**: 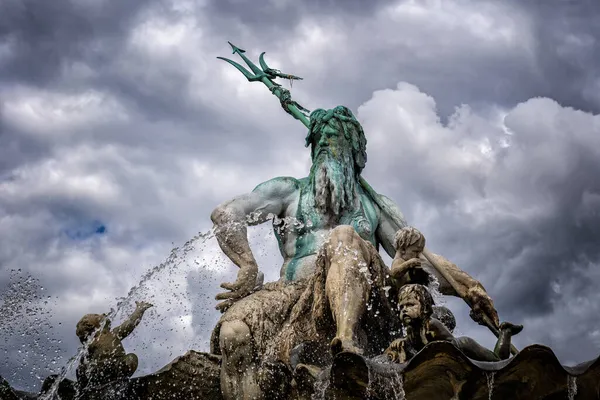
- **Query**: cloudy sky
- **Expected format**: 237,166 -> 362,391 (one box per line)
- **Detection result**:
1,0 -> 600,392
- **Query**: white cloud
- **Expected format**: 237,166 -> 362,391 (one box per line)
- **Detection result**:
3,87 -> 129,138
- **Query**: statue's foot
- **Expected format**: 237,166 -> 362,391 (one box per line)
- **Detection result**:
257,361 -> 292,398
293,363 -> 322,398
331,337 -> 363,356
499,322 -> 523,336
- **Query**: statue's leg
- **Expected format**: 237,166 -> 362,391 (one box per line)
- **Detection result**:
452,337 -> 499,362
219,320 -> 262,400
325,225 -> 373,355
494,322 -> 523,359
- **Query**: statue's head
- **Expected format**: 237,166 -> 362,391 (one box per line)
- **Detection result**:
398,284 -> 434,325
305,106 -> 367,174
76,313 -> 109,343
394,227 -> 426,260
304,106 -> 367,215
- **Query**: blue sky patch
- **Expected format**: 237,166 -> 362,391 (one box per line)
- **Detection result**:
63,220 -> 107,240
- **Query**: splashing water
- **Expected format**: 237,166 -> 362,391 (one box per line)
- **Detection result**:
567,375 -> 577,400
486,371 -> 495,400
39,228 -> 219,400
311,378 -> 329,400
427,274 -> 445,305
0,271 -> 63,390
390,371 -> 406,399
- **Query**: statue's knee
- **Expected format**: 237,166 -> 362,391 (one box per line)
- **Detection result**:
220,320 -> 252,356
124,353 -> 138,376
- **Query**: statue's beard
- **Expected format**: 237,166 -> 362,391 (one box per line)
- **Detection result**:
310,149 -> 358,216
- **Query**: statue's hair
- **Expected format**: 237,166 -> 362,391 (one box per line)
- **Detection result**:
394,226 -> 426,252
399,284 -> 434,320
305,106 -> 367,174
76,313 -> 107,342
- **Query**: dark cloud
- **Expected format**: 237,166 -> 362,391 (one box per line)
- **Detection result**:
0,0 -> 150,84
513,0 -> 600,112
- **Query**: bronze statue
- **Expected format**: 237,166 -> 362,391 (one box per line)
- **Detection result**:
75,301 -> 153,390
386,285 -> 522,363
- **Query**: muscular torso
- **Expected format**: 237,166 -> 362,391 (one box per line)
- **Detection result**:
272,177 -> 380,281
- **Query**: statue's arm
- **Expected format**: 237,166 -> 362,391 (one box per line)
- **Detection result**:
113,301 -> 152,340
211,177 -> 298,310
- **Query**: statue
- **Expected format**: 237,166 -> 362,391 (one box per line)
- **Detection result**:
385,284 -> 522,363
210,42 -> 505,400
74,301 -> 153,391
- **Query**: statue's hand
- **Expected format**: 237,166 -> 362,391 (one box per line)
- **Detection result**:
215,264 -> 259,313
391,258 -> 431,286
390,258 -> 422,279
135,301 -> 153,312
466,286 -> 500,329
385,338 -> 408,363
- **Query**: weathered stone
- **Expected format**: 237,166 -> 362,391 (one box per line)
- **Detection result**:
309,343 -> 600,400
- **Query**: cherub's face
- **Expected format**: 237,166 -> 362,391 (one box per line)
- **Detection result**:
399,292 -> 423,325
399,243 -> 422,261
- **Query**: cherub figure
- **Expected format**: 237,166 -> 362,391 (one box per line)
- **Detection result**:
386,285 -> 522,362
391,226 -> 457,332
390,226 -> 431,288
75,301 -> 153,390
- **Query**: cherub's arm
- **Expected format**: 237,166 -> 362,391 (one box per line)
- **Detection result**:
113,301 -> 153,340
427,318 -> 455,342
211,177 -> 299,311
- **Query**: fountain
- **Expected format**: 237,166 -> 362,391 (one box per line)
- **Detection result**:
2,42 -> 600,400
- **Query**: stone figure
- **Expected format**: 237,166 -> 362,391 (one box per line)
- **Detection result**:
391,226 -> 457,332
209,105 -> 503,399
390,226 -> 431,288
75,301 -> 153,390
386,285 -> 522,363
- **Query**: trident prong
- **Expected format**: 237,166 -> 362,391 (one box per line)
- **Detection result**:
217,41 -> 273,84
259,52 -> 304,82
216,56 -> 267,82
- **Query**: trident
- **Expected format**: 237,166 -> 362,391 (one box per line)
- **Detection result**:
217,42 -> 517,355
217,42 -> 311,125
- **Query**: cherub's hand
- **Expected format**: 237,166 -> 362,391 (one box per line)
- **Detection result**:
466,286 -> 500,329
215,264 -> 259,313
390,258 -> 422,279
135,301 -> 153,312
385,338 -> 408,363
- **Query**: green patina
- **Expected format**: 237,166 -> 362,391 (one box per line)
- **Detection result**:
283,178 -> 380,281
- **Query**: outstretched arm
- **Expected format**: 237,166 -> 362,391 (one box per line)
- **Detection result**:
375,194 -> 499,328
211,177 -> 299,311
113,301 -> 153,340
